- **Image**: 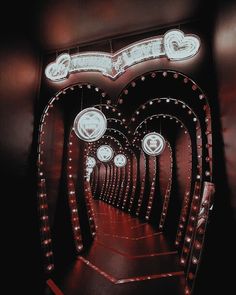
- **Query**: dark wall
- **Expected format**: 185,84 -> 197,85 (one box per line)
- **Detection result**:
0,43 -> 44,293
0,4 -> 44,293
214,0 -> 236,289
214,0 -> 236,221
194,1 -> 236,294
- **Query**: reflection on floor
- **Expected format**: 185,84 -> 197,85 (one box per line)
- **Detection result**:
49,200 -> 185,295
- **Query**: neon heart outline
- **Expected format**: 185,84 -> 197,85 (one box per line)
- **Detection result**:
144,138 -> 162,154
80,113 -> 103,139
164,29 -> 200,60
45,54 -> 71,81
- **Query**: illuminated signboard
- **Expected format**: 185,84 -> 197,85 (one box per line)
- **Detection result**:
45,29 -> 200,82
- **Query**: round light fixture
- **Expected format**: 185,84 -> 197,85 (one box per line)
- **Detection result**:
114,154 -> 127,167
73,107 -> 107,142
86,156 -> 96,168
97,145 -> 114,162
141,132 -> 166,156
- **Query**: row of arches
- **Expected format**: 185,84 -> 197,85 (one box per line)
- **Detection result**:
37,69 -> 215,294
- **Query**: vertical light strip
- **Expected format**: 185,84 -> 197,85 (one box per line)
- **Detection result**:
67,132 -> 83,252
136,152 -> 147,216
121,158 -> 132,210
158,142 -> 173,228
116,167 -> 126,208
185,182 -> 215,294
111,168 -> 121,206
37,178 -> 54,273
108,166 -> 117,204
128,154 -> 138,212
145,156 -> 157,221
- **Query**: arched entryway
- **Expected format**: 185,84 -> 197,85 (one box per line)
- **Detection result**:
37,70 -> 215,295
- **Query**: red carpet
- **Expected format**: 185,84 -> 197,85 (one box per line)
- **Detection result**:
49,200 -> 185,295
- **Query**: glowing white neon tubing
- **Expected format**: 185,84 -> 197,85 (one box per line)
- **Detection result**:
45,29 -> 200,82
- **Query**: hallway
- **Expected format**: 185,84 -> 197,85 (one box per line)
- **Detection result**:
37,68 -> 217,295
2,1 -> 236,294
50,200 -> 185,295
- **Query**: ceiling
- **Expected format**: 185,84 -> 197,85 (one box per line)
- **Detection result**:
3,0 -> 205,51
38,0 -> 204,51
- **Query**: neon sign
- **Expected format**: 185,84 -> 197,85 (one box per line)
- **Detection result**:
97,145 -> 114,162
73,107 -> 107,142
142,132 -> 166,156
45,29 -> 200,82
114,154 -> 127,167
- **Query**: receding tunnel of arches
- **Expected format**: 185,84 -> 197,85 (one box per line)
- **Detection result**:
37,70 -> 215,295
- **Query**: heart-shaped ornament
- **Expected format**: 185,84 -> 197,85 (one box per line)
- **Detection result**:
164,29 -> 200,60
80,113 -> 102,139
45,54 -> 71,81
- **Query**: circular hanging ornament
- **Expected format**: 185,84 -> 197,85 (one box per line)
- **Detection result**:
141,132 -> 166,156
97,145 -> 114,162
73,107 -> 107,142
114,154 -> 127,167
